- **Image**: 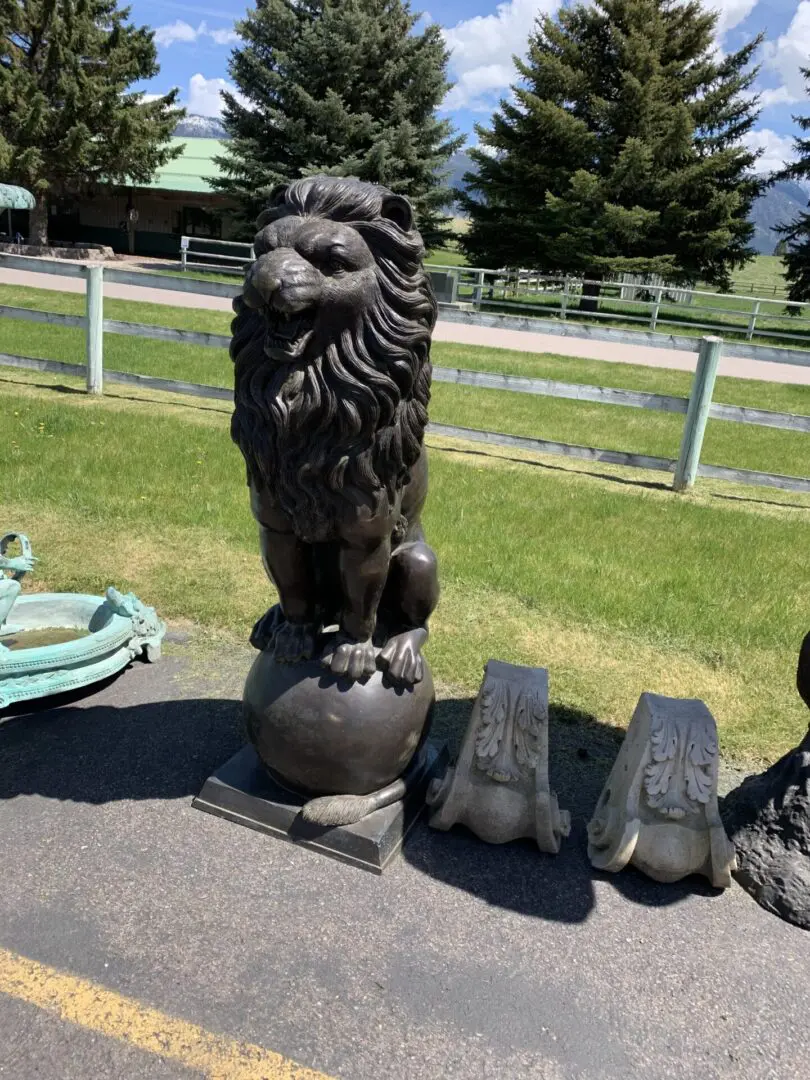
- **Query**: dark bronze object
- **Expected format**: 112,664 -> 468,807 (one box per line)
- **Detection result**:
192,741 -> 449,874
230,176 -> 440,826
722,633 -> 810,929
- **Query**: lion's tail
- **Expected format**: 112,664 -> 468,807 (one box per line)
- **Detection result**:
300,778 -> 408,826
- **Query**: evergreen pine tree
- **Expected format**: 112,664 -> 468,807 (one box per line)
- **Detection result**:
460,0 -> 764,299
213,0 -> 463,249
0,0 -> 183,244
776,67 -> 810,304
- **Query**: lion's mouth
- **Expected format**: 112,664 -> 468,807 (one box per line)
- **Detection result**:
264,309 -> 316,361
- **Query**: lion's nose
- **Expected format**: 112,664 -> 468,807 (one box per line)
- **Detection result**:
243,250 -> 321,312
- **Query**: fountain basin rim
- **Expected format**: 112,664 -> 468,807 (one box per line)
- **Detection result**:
0,587 -> 165,712
1,593 -> 134,674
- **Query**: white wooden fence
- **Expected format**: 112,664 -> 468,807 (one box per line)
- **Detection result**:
171,235 -> 809,348
428,264 -> 810,347
179,235 -> 254,275
1,253 -> 808,496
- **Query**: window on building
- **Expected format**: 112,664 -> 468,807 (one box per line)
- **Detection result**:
182,206 -> 223,239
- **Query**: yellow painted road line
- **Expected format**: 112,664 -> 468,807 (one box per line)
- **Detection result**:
0,948 -> 334,1080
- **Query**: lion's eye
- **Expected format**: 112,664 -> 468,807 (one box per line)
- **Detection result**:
323,247 -> 353,273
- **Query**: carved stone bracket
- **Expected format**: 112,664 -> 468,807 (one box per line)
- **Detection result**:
427,660 -> 570,853
587,693 -> 736,887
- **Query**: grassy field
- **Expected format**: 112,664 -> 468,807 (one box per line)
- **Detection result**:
728,254 -> 788,297
1,282 -> 809,481
1,367 -> 808,765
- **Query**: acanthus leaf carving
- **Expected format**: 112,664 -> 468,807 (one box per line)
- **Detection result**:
475,675 -> 543,783
645,709 -> 716,818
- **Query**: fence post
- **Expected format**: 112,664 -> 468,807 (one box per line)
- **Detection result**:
649,285 -> 662,331
85,263 -> 104,395
560,277 -> 569,321
746,300 -> 760,340
473,269 -> 484,306
672,335 -> 722,492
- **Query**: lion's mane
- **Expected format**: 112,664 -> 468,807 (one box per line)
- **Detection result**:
230,176 -> 437,542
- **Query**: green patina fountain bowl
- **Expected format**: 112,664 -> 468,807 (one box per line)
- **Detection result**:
0,533 -> 165,714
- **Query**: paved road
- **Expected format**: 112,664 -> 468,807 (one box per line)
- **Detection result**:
2,645 -> 809,1079
3,266 -> 810,386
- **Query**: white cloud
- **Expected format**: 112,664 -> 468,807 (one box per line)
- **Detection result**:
743,127 -> 794,174
155,20 -> 199,46
710,0 -> 759,38
154,19 -> 239,48
187,73 -> 248,116
759,0 -> 810,107
759,84 -> 796,108
441,0 -> 758,112
208,26 -> 240,45
442,0 -> 556,110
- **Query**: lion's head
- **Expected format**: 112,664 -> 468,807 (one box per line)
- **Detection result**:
231,175 -> 437,542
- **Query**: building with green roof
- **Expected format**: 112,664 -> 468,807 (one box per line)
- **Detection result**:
48,137 -> 237,257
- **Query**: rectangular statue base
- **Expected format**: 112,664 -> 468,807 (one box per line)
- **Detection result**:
192,741 -> 448,874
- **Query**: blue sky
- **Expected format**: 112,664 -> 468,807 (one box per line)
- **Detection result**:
133,0 -> 810,174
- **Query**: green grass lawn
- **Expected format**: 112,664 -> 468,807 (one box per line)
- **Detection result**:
728,254 -> 788,298
1,283 -> 809,480
427,248 -> 469,267
2,370 -> 808,763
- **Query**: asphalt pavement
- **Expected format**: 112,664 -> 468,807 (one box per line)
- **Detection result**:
2,642 -> 809,1079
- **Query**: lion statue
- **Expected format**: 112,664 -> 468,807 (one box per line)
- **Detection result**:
231,175 -> 439,688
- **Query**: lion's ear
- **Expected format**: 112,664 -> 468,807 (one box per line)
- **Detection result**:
256,185 -> 290,229
381,194 -> 414,232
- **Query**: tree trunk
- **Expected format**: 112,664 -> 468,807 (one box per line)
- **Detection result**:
578,272 -> 603,313
28,195 -> 49,247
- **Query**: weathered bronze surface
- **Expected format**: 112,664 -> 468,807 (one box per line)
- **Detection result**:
230,176 -> 440,818
723,633 -> 810,928
192,741 -> 448,874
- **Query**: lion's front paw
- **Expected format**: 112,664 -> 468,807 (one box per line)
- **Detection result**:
321,635 -> 377,680
379,627 -> 427,686
272,620 -> 318,663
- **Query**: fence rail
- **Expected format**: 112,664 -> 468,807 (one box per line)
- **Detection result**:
427,263 -> 809,348
171,236 -> 804,347
1,253 -> 808,497
180,235 -> 254,275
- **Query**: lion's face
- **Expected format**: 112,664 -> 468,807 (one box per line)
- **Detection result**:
242,214 -> 381,364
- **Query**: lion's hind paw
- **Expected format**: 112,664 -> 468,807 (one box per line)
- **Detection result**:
272,619 -> 318,664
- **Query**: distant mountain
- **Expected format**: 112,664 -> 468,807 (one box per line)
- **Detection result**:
173,114 -> 230,140
444,151 -> 475,194
748,178 -> 807,255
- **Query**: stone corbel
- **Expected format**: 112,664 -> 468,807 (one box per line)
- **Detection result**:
427,660 -> 570,853
587,693 -> 736,887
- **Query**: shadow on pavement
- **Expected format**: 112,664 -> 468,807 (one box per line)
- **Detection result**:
403,695 -> 723,923
1,690 -> 244,804
2,684 -> 723,920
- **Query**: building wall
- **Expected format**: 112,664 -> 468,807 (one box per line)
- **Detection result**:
47,188 -> 239,258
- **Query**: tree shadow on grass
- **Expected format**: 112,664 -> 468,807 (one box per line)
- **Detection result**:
429,442 -> 673,493
403,694 -> 724,925
0,375 -> 87,397
0,373 -> 233,417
